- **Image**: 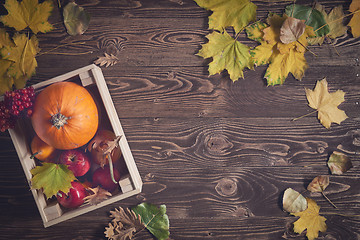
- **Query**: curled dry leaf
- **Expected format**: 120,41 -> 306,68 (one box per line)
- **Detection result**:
84,186 -> 112,205
283,188 -> 307,213
105,207 -> 144,240
94,53 -> 119,68
307,175 -> 329,193
328,151 -> 353,175
280,17 -> 306,44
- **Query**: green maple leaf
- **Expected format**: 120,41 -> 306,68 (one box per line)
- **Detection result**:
30,162 -> 76,199
132,203 -> 170,240
197,30 -> 253,81
0,0 -> 53,34
0,33 -> 39,80
194,0 -> 257,33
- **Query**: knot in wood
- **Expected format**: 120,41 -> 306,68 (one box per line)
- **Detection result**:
205,134 -> 232,156
215,178 -> 237,197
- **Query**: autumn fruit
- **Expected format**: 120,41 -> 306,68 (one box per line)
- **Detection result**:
87,129 -> 122,167
59,149 -> 91,177
30,135 -> 58,161
31,82 -> 99,150
92,166 -> 121,192
57,181 -> 88,209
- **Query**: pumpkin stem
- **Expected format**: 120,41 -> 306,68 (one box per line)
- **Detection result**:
51,113 -> 69,129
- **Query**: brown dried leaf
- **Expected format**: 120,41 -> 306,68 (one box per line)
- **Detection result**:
84,186 -> 112,205
280,17 -> 306,44
328,151 -> 353,175
94,53 -> 119,67
283,188 -> 307,213
307,176 -> 329,192
105,207 -> 144,240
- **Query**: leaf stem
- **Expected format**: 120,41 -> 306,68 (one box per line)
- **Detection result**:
296,39 -> 317,57
315,9 -> 360,33
37,42 -> 91,56
321,191 -> 337,208
291,110 -> 317,121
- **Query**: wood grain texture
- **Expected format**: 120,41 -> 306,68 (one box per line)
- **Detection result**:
0,0 -> 359,239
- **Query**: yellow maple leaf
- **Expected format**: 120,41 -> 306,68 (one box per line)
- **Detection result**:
250,14 -> 315,85
194,0 -> 257,33
0,28 -> 15,48
348,0 -> 360,38
292,198 -> 327,240
197,30 -> 254,81
0,33 -> 39,80
305,78 -> 348,129
0,59 -> 14,94
0,0 -> 53,34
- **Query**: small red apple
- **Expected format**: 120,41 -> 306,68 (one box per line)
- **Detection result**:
57,181 -> 88,209
92,166 -> 120,192
59,149 -> 91,177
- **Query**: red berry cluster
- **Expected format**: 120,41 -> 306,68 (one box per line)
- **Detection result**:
0,86 -> 35,132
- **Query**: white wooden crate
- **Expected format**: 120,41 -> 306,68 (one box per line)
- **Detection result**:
8,64 -> 142,227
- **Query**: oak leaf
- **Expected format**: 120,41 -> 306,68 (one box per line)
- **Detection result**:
105,207 -> 144,240
305,78 -> 348,129
94,53 -> 119,67
308,4 -> 347,45
197,30 -> 254,81
84,186 -> 112,205
0,0 -> 53,34
250,14 -> 314,85
292,198 -> 327,240
30,162 -> 76,199
348,0 -> 360,38
194,0 -> 257,33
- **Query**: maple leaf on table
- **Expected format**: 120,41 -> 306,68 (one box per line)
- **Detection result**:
305,78 -> 348,129
0,33 -> 39,90
0,60 -> 14,94
308,4 -> 348,45
0,0 -> 53,34
249,13 -> 315,85
0,28 -> 15,49
348,0 -> 360,38
194,0 -> 257,34
30,162 -> 76,199
197,30 -> 254,81
292,198 -> 327,240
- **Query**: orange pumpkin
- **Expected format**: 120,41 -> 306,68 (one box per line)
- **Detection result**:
31,82 -> 99,150
30,135 -> 58,161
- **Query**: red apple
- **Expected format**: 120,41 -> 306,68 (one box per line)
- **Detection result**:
59,149 -> 91,177
57,181 -> 88,209
92,166 -> 120,192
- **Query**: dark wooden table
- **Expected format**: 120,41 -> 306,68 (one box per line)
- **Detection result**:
0,0 -> 359,239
